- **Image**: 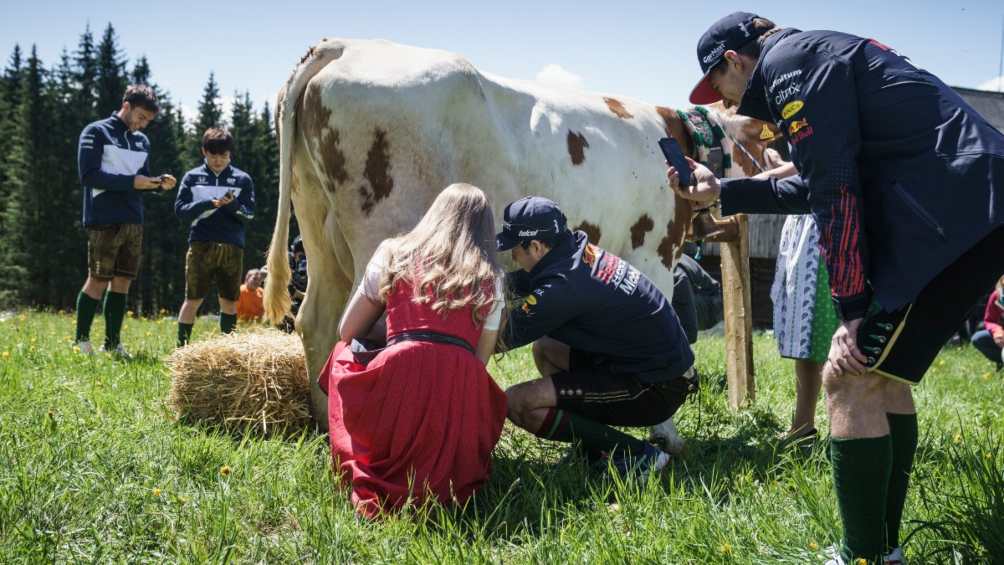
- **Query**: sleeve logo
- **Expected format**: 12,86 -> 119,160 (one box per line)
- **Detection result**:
781,100 -> 804,120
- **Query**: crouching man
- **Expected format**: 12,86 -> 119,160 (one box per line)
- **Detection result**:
498,196 -> 697,475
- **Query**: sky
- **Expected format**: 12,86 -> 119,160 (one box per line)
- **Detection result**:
3,0 -> 1003,121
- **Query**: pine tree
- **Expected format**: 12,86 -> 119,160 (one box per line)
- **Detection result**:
191,72 -> 223,163
131,55 -> 151,85
74,26 -> 98,124
1,46 -> 50,306
95,23 -> 127,117
47,49 -> 87,308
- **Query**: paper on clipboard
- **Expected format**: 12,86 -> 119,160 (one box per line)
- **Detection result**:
192,184 -> 242,202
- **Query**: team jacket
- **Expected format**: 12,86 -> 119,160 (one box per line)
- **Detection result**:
503,231 -> 694,381
77,114 -> 152,226
174,163 -> 255,248
722,28 -> 1004,320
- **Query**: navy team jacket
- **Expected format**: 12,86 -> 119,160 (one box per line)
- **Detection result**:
174,163 -> 255,248
77,114 -> 152,226
503,230 -> 694,381
723,28 -> 1004,320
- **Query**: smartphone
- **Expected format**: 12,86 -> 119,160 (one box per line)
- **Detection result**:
224,190 -> 235,199
658,137 -> 691,187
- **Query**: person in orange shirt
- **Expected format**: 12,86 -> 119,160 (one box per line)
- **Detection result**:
236,269 -> 265,322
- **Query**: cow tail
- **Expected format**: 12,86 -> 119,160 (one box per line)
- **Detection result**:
264,40 -> 344,325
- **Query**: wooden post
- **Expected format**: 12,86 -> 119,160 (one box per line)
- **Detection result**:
719,213 -> 755,409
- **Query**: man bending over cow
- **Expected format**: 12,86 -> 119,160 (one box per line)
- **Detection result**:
500,196 -> 697,476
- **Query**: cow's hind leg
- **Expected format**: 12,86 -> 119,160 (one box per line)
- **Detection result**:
292,184 -> 353,431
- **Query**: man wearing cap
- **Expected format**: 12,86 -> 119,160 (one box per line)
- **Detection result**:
670,12 -> 1004,564
499,196 -> 697,475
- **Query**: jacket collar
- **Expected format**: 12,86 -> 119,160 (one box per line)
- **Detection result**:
737,28 -> 801,122
201,161 -> 233,179
527,230 -> 580,279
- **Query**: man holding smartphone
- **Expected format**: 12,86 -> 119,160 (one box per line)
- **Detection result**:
671,12 -> 1004,564
74,84 -> 177,357
174,128 -> 255,347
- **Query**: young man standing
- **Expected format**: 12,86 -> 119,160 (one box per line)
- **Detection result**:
174,128 -> 255,347
75,84 -> 177,357
671,12 -> 1004,563
498,196 -> 697,475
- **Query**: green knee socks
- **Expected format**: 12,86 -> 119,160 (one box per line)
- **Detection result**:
886,413 -> 918,552
831,435 -> 892,563
102,291 -> 127,349
75,291 -> 100,342
535,408 -> 646,455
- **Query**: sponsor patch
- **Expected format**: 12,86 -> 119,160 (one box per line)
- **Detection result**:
788,118 -> 814,144
781,100 -> 804,120
773,83 -> 801,106
759,123 -> 775,141
768,69 -> 802,93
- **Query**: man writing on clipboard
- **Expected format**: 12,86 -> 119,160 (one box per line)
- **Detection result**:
174,127 -> 256,347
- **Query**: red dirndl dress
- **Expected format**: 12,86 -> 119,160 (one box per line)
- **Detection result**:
319,281 -> 508,518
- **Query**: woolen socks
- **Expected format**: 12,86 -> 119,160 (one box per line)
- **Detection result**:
75,291 -> 100,342
831,435 -> 892,562
102,291 -> 127,349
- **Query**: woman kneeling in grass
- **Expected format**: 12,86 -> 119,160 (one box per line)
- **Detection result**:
320,183 -> 508,518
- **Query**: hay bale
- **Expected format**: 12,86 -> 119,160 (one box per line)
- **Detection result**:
166,329 -> 312,434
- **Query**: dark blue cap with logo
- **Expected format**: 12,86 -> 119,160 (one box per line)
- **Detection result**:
689,11 -> 764,105
496,196 -> 568,251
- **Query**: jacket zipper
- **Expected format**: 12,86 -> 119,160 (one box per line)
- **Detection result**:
891,182 -> 946,241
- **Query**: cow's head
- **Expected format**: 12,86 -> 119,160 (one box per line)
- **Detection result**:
705,102 -> 782,178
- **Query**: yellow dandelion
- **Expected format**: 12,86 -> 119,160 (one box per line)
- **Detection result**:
72,346 -> 80,353
219,465 -> 231,477
128,310 -> 135,318
2,351 -> 9,359
145,332 -> 152,337
983,372 -> 992,381
95,380 -> 102,387
719,543 -> 732,555
152,487 -> 161,497
855,559 -> 868,565
808,541 -> 819,551
953,433 -> 962,444
122,324 -> 128,331
986,452 -> 993,460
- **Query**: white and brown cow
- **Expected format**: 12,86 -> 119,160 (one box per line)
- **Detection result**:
264,38 -> 775,439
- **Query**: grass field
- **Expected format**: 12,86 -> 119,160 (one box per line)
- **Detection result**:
1,310 -> 1002,563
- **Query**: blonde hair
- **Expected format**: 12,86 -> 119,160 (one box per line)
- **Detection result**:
380,183 -> 503,325
997,275 -> 1004,294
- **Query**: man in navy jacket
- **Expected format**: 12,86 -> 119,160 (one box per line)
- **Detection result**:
174,128 -> 255,347
74,84 -> 177,358
672,12 -> 1004,563
499,197 -> 696,476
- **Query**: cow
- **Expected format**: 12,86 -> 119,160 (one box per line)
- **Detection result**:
263,38 -> 777,448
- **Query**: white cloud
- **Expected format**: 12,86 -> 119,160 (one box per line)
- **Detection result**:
534,64 -> 585,91
977,75 -> 1004,92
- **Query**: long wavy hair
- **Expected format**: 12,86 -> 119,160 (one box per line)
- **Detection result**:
379,183 -> 504,325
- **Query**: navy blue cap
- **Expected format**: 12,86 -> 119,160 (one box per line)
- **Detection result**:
496,196 -> 568,251
689,12 -> 763,104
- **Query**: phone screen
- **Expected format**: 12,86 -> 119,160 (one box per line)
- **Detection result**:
658,137 -> 691,187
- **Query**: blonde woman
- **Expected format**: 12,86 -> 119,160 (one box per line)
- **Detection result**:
319,183 -> 508,518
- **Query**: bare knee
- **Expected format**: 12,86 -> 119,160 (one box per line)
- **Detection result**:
823,365 -> 889,437
531,337 -> 569,377
506,378 -> 555,430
